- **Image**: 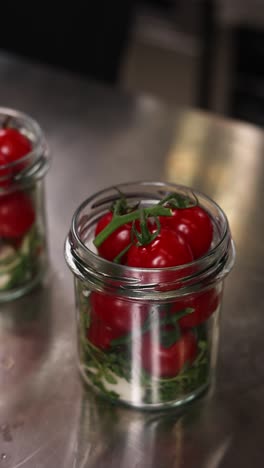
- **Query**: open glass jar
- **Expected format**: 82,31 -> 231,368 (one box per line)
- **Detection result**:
0,108 -> 49,302
65,182 -> 235,410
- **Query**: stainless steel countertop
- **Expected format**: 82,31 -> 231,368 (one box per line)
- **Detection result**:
0,52 -> 263,468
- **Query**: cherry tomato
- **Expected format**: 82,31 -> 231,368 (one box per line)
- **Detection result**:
0,128 -> 32,187
0,153 -> 11,186
90,292 -> 148,334
176,288 -> 220,329
87,310 -> 122,350
160,206 -> 213,259
0,191 -> 35,238
142,330 -> 197,378
0,128 -> 32,163
127,228 -> 193,268
95,211 -> 132,262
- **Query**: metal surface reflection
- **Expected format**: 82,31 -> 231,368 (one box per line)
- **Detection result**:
74,389 -> 237,468
164,111 -> 264,248
0,52 -> 263,467
0,284 -> 52,409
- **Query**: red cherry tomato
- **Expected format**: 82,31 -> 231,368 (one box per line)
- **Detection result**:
0,191 -> 35,238
90,292 -> 148,334
95,211 -> 132,262
0,128 -> 32,187
87,313 -> 122,350
0,128 -> 32,163
127,228 -> 193,268
160,206 -> 213,259
142,330 -> 197,378
171,287 -> 220,329
0,153 -> 12,186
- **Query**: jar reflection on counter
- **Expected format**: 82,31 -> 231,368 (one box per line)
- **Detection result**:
65,182 -> 235,410
0,108 -> 50,302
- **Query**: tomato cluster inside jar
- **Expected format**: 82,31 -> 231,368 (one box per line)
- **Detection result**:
0,108 -> 49,301
65,182 -> 235,409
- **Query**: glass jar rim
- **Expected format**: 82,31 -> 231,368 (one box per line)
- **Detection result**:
0,107 -> 49,187
65,181 -> 235,299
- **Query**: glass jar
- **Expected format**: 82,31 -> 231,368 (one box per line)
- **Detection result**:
65,182 -> 235,410
0,108 -> 49,302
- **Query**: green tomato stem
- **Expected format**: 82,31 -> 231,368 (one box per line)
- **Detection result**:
93,206 -> 172,248
158,193 -> 193,208
113,242 -> 133,264
110,307 -> 194,347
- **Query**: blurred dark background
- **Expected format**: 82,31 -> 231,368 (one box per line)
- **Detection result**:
0,0 -> 263,127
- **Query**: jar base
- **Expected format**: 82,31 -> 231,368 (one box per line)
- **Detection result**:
0,266 -> 47,303
79,365 -> 211,412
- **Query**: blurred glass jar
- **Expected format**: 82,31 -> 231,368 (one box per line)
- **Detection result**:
65,182 -> 235,410
0,108 -> 49,302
